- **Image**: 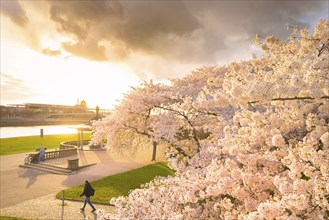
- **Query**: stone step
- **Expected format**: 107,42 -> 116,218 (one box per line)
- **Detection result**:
32,163 -> 73,172
19,163 -> 76,175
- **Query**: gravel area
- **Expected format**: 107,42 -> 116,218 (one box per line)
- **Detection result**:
0,193 -> 115,220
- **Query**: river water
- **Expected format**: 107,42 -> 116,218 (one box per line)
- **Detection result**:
0,125 -> 82,138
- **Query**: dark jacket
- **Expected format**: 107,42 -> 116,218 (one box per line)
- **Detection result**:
80,183 -> 94,197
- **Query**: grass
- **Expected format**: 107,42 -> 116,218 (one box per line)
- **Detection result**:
0,217 -> 29,220
0,133 -> 91,156
56,162 -> 175,204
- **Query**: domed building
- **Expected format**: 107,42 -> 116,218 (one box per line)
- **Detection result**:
80,100 -> 87,107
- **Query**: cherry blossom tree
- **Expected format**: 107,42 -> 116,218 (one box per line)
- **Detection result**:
92,20 -> 329,220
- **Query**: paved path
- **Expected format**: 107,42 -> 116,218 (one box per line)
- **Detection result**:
0,193 -> 115,220
0,147 -> 157,219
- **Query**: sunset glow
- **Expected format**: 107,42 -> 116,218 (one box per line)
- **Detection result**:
1,1 -> 329,219
1,1 -> 328,109
1,25 -> 140,109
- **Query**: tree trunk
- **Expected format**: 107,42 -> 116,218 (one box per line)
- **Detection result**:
152,141 -> 157,161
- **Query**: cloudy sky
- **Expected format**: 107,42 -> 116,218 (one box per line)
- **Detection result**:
1,0 -> 328,109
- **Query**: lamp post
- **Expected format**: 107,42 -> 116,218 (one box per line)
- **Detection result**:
40,128 -> 44,146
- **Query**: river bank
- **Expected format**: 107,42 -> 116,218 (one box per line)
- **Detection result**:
0,118 -> 90,127
0,125 -> 85,139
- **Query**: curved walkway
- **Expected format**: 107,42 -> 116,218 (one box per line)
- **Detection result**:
0,193 -> 115,220
0,147 -> 156,219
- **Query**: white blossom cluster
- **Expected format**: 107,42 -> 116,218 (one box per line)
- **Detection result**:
92,20 -> 329,219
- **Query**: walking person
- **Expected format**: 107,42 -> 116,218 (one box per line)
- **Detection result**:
80,180 -> 96,212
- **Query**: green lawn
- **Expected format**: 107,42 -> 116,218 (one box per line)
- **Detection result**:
56,162 -> 175,204
0,217 -> 29,220
0,133 -> 91,156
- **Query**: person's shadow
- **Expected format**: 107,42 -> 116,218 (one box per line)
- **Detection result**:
81,210 -> 97,220
18,168 -> 45,189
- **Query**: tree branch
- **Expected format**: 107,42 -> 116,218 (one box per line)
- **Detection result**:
249,96 -> 329,104
154,105 -> 201,152
125,124 -> 190,158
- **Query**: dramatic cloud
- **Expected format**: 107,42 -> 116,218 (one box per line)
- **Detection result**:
62,41 -> 107,61
0,0 -> 29,27
41,48 -> 62,57
47,1 -> 202,62
1,0 -> 327,107
2,0 -> 328,80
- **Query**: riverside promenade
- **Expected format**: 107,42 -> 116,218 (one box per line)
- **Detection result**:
0,148 -> 154,219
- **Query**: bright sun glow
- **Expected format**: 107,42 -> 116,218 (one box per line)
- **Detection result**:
1,38 -> 140,109
0,12 -> 141,109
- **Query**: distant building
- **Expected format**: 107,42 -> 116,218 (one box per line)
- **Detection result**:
0,101 -> 92,118
79,99 -> 87,107
0,104 -> 27,118
0,101 -> 110,126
